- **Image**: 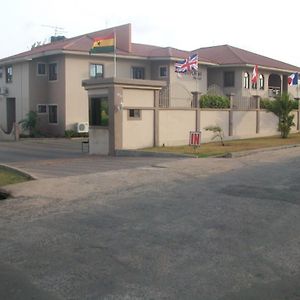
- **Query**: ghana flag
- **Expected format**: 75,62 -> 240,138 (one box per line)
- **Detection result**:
90,34 -> 114,53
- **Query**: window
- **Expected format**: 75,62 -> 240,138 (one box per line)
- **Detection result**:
128,109 -> 141,120
6,65 -> 13,83
48,105 -> 58,124
224,71 -> 234,87
89,97 -> 109,126
159,66 -> 167,77
259,74 -> 264,90
37,63 -> 46,75
90,64 -> 104,78
37,104 -> 47,114
0,67 -> 2,78
243,72 -> 249,89
252,81 -> 257,89
49,63 -> 57,81
132,67 -> 145,79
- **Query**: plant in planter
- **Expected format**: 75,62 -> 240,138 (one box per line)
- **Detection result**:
204,125 -> 225,146
264,93 -> 295,138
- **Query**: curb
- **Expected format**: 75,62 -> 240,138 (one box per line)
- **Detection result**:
0,164 -> 36,180
115,150 -> 197,158
216,144 -> 300,158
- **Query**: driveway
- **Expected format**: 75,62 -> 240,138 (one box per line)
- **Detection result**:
0,139 -> 181,178
1,147 -> 300,299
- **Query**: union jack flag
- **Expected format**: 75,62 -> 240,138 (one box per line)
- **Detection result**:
175,53 -> 198,73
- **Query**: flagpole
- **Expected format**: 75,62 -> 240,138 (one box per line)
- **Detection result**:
114,30 -> 117,78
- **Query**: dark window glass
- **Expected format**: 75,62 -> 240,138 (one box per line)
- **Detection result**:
49,63 -> 57,81
132,67 -> 145,79
6,66 -> 13,83
252,82 -> 257,89
37,104 -> 47,113
37,63 -> 46,75
159,66 -> 167,77
224,71 -> 234,87
129,109 -> 141,119
89,97 -> 109,126
48,105 -> 58,123
0,67 -> 3,78
90,64 -> 104,78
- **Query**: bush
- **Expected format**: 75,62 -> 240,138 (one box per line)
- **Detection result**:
261,98 -> 298,110
265,93 -> 295,138
64,130 -> 88,138
19,111 -> 39,137
200,95 -> 230,109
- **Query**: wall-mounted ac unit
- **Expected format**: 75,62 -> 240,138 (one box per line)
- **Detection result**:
0,87 -> 8,95
76,122 -> 89,133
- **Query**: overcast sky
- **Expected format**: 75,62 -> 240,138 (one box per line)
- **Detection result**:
1,0 -> 299,67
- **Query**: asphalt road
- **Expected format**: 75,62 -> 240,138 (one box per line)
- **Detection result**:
1,148 -> 300,299
0,139 -> 180,178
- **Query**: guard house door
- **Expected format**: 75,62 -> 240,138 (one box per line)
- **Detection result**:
6,98 -> 16,133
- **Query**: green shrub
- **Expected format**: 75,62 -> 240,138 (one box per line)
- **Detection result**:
64,130 -> 88,138
265,93 -> 295,138
260,98 -> 298,110
200,95 -> 230,109
19,111 -> 39,137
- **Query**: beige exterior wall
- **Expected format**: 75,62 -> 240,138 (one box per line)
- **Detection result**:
232,111 -> 257,137
200,110 -> 230,142
0,62 -> 30,132
169,64 -> 207,107
158,110 -> 196,146
259,111 -> 279,136
122,109 -> 154,149
89,127 -> 109,154
207,67 -> 243,97
65,55 -> 151,132
123,88 -> 154,107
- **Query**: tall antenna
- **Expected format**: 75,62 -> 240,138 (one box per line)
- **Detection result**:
41,24 -> 65,36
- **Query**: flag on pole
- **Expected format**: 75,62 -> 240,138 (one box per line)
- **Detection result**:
90,34 -> 115,53
175,54 -> 198,73
251,65 -> 258,83
288,73 -> 299,86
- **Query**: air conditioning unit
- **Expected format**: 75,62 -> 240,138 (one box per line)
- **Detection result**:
76,122 -> 89,133
0,87 -> 8,95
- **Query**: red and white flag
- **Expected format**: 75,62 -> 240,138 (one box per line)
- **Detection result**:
251,65 -> 258,83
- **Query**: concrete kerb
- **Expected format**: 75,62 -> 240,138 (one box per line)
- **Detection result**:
0,164 -> 36,180
116,143 -> 300,159
115,149 -> 197,158
216,143 -> 300,158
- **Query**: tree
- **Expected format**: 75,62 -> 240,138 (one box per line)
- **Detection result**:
19,111 -> 38,137
204,125 -> 225,146
265,93 -> 295,138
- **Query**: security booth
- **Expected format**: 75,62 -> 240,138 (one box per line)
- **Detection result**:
82,77 -> 166,155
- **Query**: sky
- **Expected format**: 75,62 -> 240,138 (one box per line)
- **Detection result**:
1,0 -> 300,67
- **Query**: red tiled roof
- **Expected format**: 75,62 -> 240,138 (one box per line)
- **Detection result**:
194,44 -> 300,72
1,26 -> 299,72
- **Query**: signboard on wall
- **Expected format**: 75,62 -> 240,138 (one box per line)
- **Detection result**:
189,131 -> 201,146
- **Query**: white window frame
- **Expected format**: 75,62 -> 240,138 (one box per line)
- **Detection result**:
37,62 -> 47,76
131,66 -> 145,79
89,63 -> 104,78
159,65 -> 168,78
127,109 -> 142,120
48,104 -> 58,125
48,62 -> 58,82
37,104 -> 47,114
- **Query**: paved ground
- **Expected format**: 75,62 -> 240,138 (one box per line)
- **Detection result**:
1,147 -> 300,299
0,139 -> 181,178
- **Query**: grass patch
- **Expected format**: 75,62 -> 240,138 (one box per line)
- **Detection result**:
144,133 -> 300,157
0,166 -> 32,187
